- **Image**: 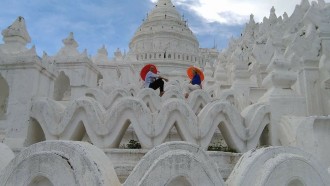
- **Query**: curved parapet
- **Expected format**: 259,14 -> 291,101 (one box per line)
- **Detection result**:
30,96 -> 154,149
0,143 -> 14,174
103,97 -> 153,148
153,98 -> 199,146
187,89 -> 211,115
124,142 -> 225,186
104,87 -> 130,109
205,84 -> 221,99
198,100 -> 246,152
29,95 -> 273,151
85,87 -> 130,110
241,103 -> 271,149
29,97 -> 66,138
198,101 -> 271,153
164,84 -> 182,92
227,146 -> 330,186
161,87 -> 184,100
85,87 -> 107,104
279,116 -> 330,169
137,88 -> 161,112
29,97 -> 110,147
0,141 -> 121,186
126,83 -> 138,97
165,80 -> 181,88
218,89 -> 241,111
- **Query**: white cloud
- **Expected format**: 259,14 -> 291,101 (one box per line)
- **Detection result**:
150,0 -> 330,25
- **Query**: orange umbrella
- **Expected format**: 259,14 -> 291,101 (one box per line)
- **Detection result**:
186,66 -> 204,81
140,64 -> 158,80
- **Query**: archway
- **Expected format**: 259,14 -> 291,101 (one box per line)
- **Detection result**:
117,119 -> 141,149
124,142 -> 225,185
208,121 -> 236,152
24,118 -> 46,147
97,73 -> 103,87
287,178 -> 305,186
166,176 -> 192,186
70,121 -> 92,144
70,121 -> 86,141
259,124 -> 270,147
164,122 -> 184,143
1,141 -> 121,186
28,175 -> 54,186
53,71 -> 71,101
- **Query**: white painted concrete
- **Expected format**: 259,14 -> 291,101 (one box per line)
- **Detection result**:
0,0 -> 330,185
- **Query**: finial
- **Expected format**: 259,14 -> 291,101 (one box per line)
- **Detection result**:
62,32 -> 78,48
2,16 -> 31,45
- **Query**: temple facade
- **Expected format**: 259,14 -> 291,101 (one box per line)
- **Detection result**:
0,0 -> 330,185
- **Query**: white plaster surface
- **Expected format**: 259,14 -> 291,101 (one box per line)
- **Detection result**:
0,143 -> 14,174
227,146 -> 330,186
124,141 -> 225,186
0,0 -> 330,185
0,141 -> 121,186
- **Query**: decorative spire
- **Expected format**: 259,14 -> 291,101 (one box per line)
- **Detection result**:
149,0 -> 181,20
56,32 -> 80,57
156,0 -> 174,7
63,32 -> 78,48
269,6 -> 277,22
263,51 -> 296,89
1,16 -> 31,46
93,45 -> 109,64
98,45 -> 108,56
300,0 -> 311,12
249,14 -> 255,25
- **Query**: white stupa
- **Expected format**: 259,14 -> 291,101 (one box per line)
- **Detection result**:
125,0 -> 213,79
0,0 -> 330,185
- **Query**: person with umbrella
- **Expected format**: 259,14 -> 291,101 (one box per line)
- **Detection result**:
141,64 -> 168,96
185,66 -> 204,98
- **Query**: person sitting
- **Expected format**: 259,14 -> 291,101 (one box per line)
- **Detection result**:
144,66 -> 168,96
184,69 -> 202,98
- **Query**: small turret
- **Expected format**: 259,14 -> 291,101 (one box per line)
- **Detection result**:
93,45 -> 109,64
114,48 -> 123,62
0,16 -> 32,54
56,32 -> 80,57
2,16 -> 31,46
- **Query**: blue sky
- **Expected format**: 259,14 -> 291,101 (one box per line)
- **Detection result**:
0,0 -> 325,57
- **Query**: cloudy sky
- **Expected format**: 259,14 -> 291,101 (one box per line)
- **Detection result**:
0,0 -> 325,57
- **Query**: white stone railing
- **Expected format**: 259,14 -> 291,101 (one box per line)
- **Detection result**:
1,141 -> 329,186
28,93 -> 271,153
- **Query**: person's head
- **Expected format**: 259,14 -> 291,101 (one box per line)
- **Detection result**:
150,66 -> 155,71
192,68 -> 197,75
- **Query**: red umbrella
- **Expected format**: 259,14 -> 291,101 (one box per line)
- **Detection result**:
140,64 -> 158,80
186,66 -> 204,81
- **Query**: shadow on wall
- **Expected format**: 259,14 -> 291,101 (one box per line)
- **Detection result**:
166,176 -> 192,186
28,176 -> 53,186
53,71 -> 71,101
24,118 -> 45,147
0,74 -> 9,119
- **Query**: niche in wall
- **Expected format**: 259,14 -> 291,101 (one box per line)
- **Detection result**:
0,74 -> 9,119
53,71 -> 71,101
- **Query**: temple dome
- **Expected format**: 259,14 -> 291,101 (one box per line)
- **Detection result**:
129,0 -> 200,63
149,0 -> 181,21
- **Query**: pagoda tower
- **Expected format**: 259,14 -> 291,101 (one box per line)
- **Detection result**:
127,0 -> 203,79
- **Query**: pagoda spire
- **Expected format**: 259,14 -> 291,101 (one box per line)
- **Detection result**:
2,16 -> 31,46
156,0 -> 174,6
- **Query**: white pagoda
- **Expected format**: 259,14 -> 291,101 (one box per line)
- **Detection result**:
0,0 -> 329,185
